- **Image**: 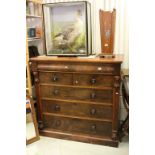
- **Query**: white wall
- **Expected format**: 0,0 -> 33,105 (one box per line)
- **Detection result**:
43,0 -> 129,69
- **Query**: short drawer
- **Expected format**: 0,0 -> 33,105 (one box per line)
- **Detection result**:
42,100 -> 112,119
73,74 -> 114,87
40,85 -> 113,103
39,72 -> 72,85
43,115 -> 112,137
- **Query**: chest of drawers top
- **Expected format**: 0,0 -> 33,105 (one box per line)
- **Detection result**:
30,55 -> 123,75
30,55 -> 123,63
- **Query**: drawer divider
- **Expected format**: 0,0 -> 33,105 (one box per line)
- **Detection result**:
43,112 -> 112,123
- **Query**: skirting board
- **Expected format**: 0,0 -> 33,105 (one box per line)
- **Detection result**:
39,129 -> 119,147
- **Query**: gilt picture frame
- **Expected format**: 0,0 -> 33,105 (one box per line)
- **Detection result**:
43,1 -> 92,56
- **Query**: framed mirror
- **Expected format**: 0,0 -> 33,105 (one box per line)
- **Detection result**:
26,95 -> 40,145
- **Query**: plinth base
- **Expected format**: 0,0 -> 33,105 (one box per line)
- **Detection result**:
98,53 -> 115,58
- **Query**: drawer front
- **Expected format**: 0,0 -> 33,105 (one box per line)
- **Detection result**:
40,85 -> 113,103
39,72 -> 72,85
43,115 -> 112,137
42,100 -> 112,119
37,62 -> 120,75
73,74 -> 113,87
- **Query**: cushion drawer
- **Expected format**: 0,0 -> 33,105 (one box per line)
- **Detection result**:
40,85 -> 113,103
39,72 -> 72,85
43,115 -> 112,137
73,74 -> 113,87
42,100 -> 112,119
37,63 -> 119,74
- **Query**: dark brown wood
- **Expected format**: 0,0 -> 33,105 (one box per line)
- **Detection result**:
41,99 -> 112,120
73,74 -> 114,87
30,54 -> 123,63
42,112 -> 111,123
41,98 -> 112,106
39,72 -> 73,85
43,115 -> 112,137
40,129 -> 118,147
30,56 -> 123,147
119,75 -> 129,141
112,76 -> 120,140
37,63 -> 118,74
40,85 -> 113,103
31,63 -> 44,129
99,9 -> 116,56
40,83 -> 113,90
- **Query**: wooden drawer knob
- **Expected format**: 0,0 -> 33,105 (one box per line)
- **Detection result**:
91,124 -> 96,131
97,67 -> 102,71
91,78 -> 96,84
90,93 -> 96,99
64,66 -> 69,69
53,90 -> 59,95
90,108 -> 96,115
55,120 -> 61,127
38,121 -> 44,130
52,75 -> 58,82
75,80 -> 79,84
54,105 -> 60,111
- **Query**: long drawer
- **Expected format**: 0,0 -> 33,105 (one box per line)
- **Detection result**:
37,62 -> 119,75
42,99 -> 112,119
40,85 -> 113,103
43,114 -> 112,137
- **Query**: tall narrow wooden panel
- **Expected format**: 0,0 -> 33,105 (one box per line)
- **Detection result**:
99,9 -> 116,56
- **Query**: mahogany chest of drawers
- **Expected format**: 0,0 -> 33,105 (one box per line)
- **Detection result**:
30,55 -> 123,147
